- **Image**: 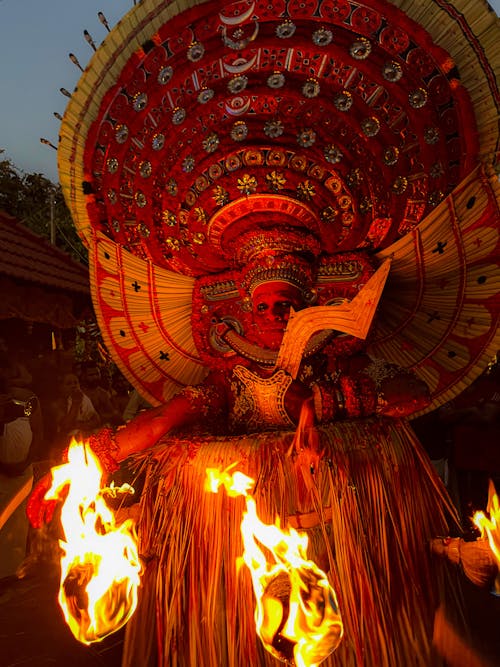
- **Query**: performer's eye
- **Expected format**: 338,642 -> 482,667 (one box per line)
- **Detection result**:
256,303 -> 268,312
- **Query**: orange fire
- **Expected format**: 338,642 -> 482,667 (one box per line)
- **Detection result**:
473,480 -> 500,595
45,438 -> 142,644
206,466 -> 343,667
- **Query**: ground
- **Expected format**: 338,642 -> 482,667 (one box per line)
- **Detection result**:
1,559 -> 500,666
0,561 -> 124,666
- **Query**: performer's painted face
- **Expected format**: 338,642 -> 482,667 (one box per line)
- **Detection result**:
251,281 -> 304,350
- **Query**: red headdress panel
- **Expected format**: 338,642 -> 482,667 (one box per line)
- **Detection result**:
59,0 -> 499,410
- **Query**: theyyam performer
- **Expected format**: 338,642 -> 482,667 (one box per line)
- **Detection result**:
28,0 -> 500,665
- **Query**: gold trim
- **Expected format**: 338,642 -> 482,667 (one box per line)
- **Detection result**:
276,259 -> 392,378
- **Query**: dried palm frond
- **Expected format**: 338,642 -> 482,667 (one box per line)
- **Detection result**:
123,418 -> 460,667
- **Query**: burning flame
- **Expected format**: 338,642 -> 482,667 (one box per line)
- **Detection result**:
206,466 -> 343,667
473,480 -> 500,595
45,438 -> 142,644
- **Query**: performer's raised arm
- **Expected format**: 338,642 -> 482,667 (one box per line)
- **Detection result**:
113,376 -> 227,461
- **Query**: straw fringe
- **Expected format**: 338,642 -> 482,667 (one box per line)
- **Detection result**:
390,0 -> 500,169
122,418 -> 461,667
89,232 -> 208,408
373,165 -> 500,414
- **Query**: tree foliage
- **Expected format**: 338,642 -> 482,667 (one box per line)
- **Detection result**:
0,158 -> 87,265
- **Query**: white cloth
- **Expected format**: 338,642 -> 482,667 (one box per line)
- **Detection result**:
0,417 -> 32,464
67,393 -> 97,420
123,389 -> 151,422
65,393 -> 99,435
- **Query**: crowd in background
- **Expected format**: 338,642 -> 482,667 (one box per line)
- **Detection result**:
0,337 -> 151,479
412,353 -> 500,526
1,335 -> 499,528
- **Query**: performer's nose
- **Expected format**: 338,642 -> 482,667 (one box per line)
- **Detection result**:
271,305 -> 283,321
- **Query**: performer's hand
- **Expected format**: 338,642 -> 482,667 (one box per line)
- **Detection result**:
26,472 -> 68,529
26,431 -> 120,529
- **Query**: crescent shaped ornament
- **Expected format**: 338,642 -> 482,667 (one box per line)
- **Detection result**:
223,53 -> 258,74
219,1 -> 256,26
225,97 -> 251,116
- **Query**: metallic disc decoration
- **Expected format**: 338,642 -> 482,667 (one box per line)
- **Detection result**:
57,0 -> 499,409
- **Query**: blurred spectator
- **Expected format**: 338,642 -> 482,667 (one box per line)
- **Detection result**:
412,405 -> 461,512
79,360 -> 122,427
0,337 -> 33,389
412,407 -> 451,479
123,388 -> 152,422
0,351 -> 43,476
440,354 -> 500,520
109,371 -> 133,423
46,371 -> 100,457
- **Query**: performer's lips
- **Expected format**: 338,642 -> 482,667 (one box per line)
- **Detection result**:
261,326 -> 286,333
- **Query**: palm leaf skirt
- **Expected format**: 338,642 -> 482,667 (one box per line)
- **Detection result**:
123,418 -> 462,667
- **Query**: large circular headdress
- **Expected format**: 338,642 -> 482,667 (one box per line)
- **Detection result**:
58,0 -> 500,409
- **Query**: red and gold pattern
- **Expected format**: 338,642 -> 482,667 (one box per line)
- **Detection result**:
56,0 -> 499,415
373,165 -> 500,413
87,428 -> 120,473
59,0 -> 492,272
47,5 -> 500,666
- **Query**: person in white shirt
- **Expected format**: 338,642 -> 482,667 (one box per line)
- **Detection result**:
50,372 -> 100,442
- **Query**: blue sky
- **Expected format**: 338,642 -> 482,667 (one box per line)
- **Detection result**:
1,0 -> 499,184
0,0 -> 133,182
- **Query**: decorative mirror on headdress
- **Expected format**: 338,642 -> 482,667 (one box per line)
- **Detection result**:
58,0 -> 499,410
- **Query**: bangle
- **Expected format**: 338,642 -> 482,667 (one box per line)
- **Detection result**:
338,376 -> 362,417
357,375 -> 377,417
311,382 -> 342,422
88,427 -> 120,473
